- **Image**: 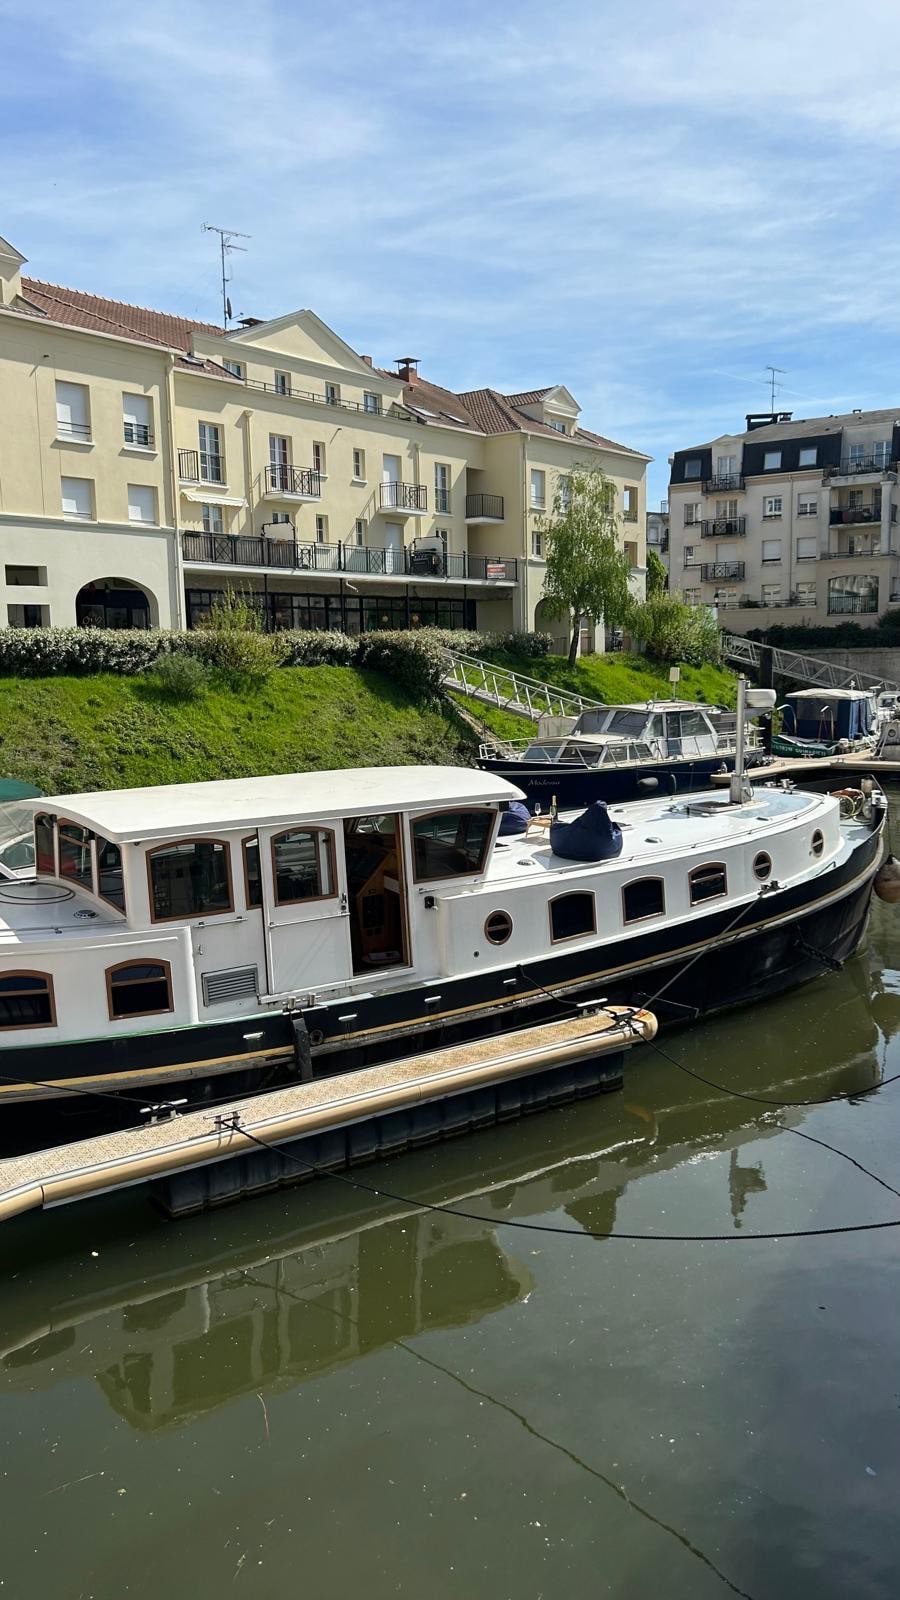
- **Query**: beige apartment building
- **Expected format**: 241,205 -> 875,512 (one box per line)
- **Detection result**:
669,408 -> 900,632
0,234 -> 649,644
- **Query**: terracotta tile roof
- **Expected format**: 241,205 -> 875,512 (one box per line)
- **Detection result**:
505,387 -> 552,407
19,278 -> 222,350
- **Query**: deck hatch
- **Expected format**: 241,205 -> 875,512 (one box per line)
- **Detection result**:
201,965 -> 260,1006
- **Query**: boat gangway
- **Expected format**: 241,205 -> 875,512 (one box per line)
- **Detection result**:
722,633 -> 900,696
442,651 -> 604,721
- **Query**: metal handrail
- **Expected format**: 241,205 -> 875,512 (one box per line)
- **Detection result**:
721,632 -> 900,693
264,464 -> 322,497
443,651 -> 605,721
181,533 -> 517,581
379,482 -> 428,512
465,492 -> 504,520
824,456 -> 897,478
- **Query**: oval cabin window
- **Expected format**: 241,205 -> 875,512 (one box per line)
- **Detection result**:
550,892 -> 596,942
622,878 -> 665,923
484,910 -> 513,945
689,863 -> 728,905
0,971 -> 55,1029
148,838 -> 233,921
811,830 -> 824,857
107,960 -> 173,1020
753,852 -> 772,881
271,829 -> 335,905
412,811 -> 493,882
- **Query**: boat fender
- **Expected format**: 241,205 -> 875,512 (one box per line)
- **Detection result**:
874,856 -> 900,904
549,801 -> 624,863
291,1014 -> 314,1081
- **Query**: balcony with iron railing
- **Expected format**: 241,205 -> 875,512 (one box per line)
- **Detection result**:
263,464 -> 322,499
703,473 -> 744,493
465,493 -> 504,523
178,447 -> 224,484
827,593 -> 879,614
56,419 -> 92,442
829,502 -> 881,525
699,516 -> 746,538
181,531 -> 518,582
820,545 -> 885,559
378,482 -> 428,514
701,561 -> 744,582
824,454 -> 896,479
123,422 -> 153,448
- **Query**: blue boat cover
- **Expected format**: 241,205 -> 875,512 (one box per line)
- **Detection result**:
782,692 -> 873,741
499,801 -> 531,836
549,801 -> 624,862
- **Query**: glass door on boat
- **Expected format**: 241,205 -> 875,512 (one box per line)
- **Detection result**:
257,823 -> 353,995
342,814 -> 410,974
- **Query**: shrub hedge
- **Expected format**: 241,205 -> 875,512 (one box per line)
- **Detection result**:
745,620 -> 900,651
0,626 -> 551,699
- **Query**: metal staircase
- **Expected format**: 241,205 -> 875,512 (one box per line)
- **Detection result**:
441,651 -> 604,721
722,633 -> 899,696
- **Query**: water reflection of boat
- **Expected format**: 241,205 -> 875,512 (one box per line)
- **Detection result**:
1,1021 -> 882,1432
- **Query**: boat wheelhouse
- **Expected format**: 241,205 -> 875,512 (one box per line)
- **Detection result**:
773,689 -> 878,759
478,699 -> 766,808
0,762 -> 885,1108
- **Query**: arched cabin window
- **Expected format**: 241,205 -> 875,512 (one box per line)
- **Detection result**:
549,891 -> 596,943
622,877 -> 665,923
689,863 -> 728,905
0,971 -> 56,1029
106,960 -> 173,1020
412,810 -> 494,882
271,828 -> 336,905
33,814 -> 126,913
148,838 -> 233,922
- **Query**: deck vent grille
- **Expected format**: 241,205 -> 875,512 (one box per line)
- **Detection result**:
202,965 -> 259,1006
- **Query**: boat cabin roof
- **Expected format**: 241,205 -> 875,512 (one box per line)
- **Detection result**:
33,767 -> 524,844
786,688 -> 872,703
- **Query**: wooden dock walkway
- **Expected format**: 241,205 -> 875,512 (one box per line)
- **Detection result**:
0,1007 -> 656,1224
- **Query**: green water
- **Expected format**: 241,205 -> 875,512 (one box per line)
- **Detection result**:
3,820 -> 900,1598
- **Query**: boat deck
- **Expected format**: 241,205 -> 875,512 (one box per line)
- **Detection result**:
0,1006 -> 657,1224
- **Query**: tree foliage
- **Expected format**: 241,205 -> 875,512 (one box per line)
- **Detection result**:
646,547 -> 668,598
539,466 -> 634,664
629,590 -> 721,666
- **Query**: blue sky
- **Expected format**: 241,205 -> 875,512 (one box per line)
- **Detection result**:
3,0 -> 900,506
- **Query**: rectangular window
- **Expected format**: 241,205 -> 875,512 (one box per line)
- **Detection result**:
683,458 -> 702,480
315,514 -> 328,543
873,440 -> 891,467
353,448 -> 366,481
848,443 -> 865,465
762,583 -> 782,606
202,503 -> 224,535
532,531 -> 544,558
127,484 -> 157,524
717,455 -> 736,476
435,463 -> 450,513
107,960 -> 173,1019
271,828 -> 335,904
763,451 -> 782,470
148,838 -> 233,921
222,359 -> 243,378
530,469 -> 546,508
798,446 -> 817,467
689,864 -> 727,905
547,418 -> 565,433
97,837 -> 125,911
60,476 -> 93,519
684,588 -> 701,605
623,486 -> 638,521
716,498 -> 738,520
122,392 -> 153,448
683,545 -> 696,565
684,502 -> 702,525
797,494 -> 818,517
623,878 -> 665,923
549,891 -> 596,943
242,837 -> 262,908
761,539 -> 782,563
412,811 -> 493,882
796,536 -> 817,560
763,496 -> 783,518
324,382 -> 340,406
270,512 -> 291,526
558,474 -> 571,510
58,821 -> 93,890
363,391 -> 380,414
796,581 -> 816,607
55,380 -> 91,441
355,518 -> 366,546
198,422 -> 223,483
313,441 -> 326,475
5,565 -> 44,586
274,371 -> 291,396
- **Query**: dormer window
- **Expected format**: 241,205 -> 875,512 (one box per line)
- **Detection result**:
222,359 -> 244,378
547,418 -> 566,433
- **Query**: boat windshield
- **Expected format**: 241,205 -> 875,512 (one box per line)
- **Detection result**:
523,744 -> 564,763
604,710 -> 649,737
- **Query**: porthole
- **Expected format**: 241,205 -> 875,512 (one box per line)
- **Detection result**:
811,829 -> 824,857
753,852 -> 772,881
484,910 -> 513,945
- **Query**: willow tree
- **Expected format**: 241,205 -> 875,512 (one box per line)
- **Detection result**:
540,465 -> 634,665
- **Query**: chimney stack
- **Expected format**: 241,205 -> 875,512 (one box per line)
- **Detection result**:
360,354 -> 373,367
395,356 -> 420,385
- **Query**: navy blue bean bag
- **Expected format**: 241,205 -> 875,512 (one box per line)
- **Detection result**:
550,801 -> 623,862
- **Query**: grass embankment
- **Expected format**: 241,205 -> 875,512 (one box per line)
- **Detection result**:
450,651 -> 738,739
0,667 -> 472,794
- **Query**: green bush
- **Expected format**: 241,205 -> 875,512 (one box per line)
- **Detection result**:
147,652 -> 211,701
630,592 -> 722,666
745,621 -> 900,650
192,592 -> 286,682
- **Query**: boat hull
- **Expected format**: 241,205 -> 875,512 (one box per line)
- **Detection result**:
0,815 -> 883,1113
478,753 -> 766,809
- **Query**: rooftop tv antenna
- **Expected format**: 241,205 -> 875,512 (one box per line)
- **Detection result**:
202,224 -> 250,328
765,365 -> 786,410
